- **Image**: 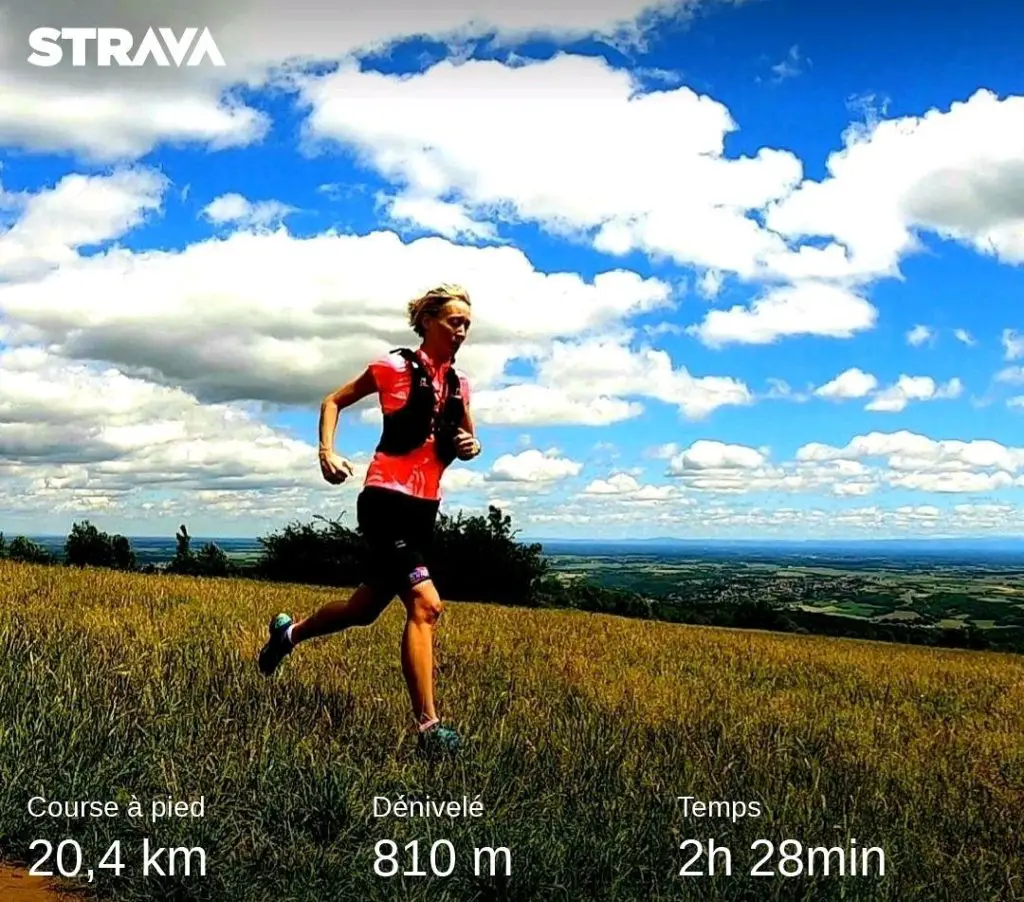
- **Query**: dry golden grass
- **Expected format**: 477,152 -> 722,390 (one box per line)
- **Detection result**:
1,558 -> 1022,901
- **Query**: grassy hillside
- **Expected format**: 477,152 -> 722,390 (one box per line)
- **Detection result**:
0,559 -> 1021,901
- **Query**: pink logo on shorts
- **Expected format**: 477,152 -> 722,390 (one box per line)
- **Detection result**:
408,565 -> 430,585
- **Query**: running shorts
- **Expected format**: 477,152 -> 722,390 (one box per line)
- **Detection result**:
357,486 -> 440,597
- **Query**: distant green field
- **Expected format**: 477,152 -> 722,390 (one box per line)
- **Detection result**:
546,554 -> 1024,637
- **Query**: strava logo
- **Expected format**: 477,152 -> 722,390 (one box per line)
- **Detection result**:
27,27 -> 225,68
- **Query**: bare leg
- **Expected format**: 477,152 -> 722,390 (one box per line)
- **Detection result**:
399,579 -> 445,724
290,583 -> 391,645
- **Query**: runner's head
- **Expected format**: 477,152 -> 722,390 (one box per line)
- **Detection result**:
408,284 -> 472,358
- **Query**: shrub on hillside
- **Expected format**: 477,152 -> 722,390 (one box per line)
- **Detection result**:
0,534 -> 57,565
166,525 -> 238,578
429,506 -> 548,604
251,505 -> 550,603
65,520 -> 137,570
253,514 -> 365,586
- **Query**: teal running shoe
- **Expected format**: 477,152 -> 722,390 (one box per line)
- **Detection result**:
258,612 -> 293,676
417,723 -> 462,756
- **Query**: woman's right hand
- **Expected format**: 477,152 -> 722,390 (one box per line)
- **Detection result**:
319,450 -> 355,484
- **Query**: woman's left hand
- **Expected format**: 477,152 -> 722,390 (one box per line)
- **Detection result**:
453,428 -> 481,460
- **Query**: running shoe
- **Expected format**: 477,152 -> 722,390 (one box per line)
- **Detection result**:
417,722 -> 462,756
258,612 -> 293,676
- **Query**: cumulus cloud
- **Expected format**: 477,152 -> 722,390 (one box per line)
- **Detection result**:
812,369 -> 963,410
906,324 -> 934,346
486,449 -> 582,483
534,337 -> 754,419
471,385 -> 644,426
689,281 -> 877,346
441,468 -> 487,492
385,194 -> 499,241
953,328 -> 976,346
296,53 -> 805,284
667,440 -> 766,473
296,61 -> 1024,355
995,366 -> 1024,385
201,193 -> 295,228
0,168 -> 166,279
0,0 -> 728,162
0,346 -> 332,523
766,89 -> 1024,274
1003,328 -> 1024,360
636,430 -> 1024,498
697,269 -> 725,299
865,375 -> 963,412
0,172 -> 679,422
583,473 -> 641,494
514,496 -> 1024,538
797,430 -> 1024,493
814,367 -> 878,399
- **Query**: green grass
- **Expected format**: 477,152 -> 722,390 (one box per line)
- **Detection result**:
1,559 -> 1022,901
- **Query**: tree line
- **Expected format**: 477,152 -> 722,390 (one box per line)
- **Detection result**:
0,510 -> 1008,653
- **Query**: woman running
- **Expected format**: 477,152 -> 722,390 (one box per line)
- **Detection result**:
258,284 -> 480,754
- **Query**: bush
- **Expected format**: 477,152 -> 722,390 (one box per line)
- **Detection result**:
429,506 -> 549,604
253,514 -> 365,586
166,525 -> 239,578
3,535 -> 57,565
65,520 -> 137,570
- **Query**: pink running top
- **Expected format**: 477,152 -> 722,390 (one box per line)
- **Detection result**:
363,348 -> 472,501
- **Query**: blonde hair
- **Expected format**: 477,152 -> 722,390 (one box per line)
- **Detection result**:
407,283 -> 471,337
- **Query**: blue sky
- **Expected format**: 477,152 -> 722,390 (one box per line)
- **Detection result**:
0,0 -> 1022,540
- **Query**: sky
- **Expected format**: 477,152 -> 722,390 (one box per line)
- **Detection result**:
0,0 -> 1022,541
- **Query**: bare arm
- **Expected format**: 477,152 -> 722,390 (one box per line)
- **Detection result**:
319,367 -> 376,456
455,389 -> 481,459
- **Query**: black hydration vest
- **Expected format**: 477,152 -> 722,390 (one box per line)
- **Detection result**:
375,348 -> 465,465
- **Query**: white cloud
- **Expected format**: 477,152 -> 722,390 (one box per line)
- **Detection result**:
516,497 -> 1024,537
667,440 -> 766,473
0,347 -> 330,521
953,328 -> 976,346
1003,328 -> 1024,360
906,324 -> 934,346
769,45 -> 810,83
0,177 -> 676,420
202,193 -> 294,229
583,473 -> 641,494
697,269 -> 724,299
797,430 -> 1024,475
0,168 -> 166,279
385,194 -> 498,241
764,378 -> 803,400
471,385 -> 644,425
814,367 -> 878,400
887,471 -> 1017,493
0,0 -> 730,163
486,449 -> 582,483
291,57 -> 1024,359
297,53 -> 805,283
865,375 -> 963,412
441,468 -> 486,491
689,281 -> 877,346
995,366 -> 1024,385
534,337 -> 753,419
646,442 -> 680,460
766,89 -> 1024,276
